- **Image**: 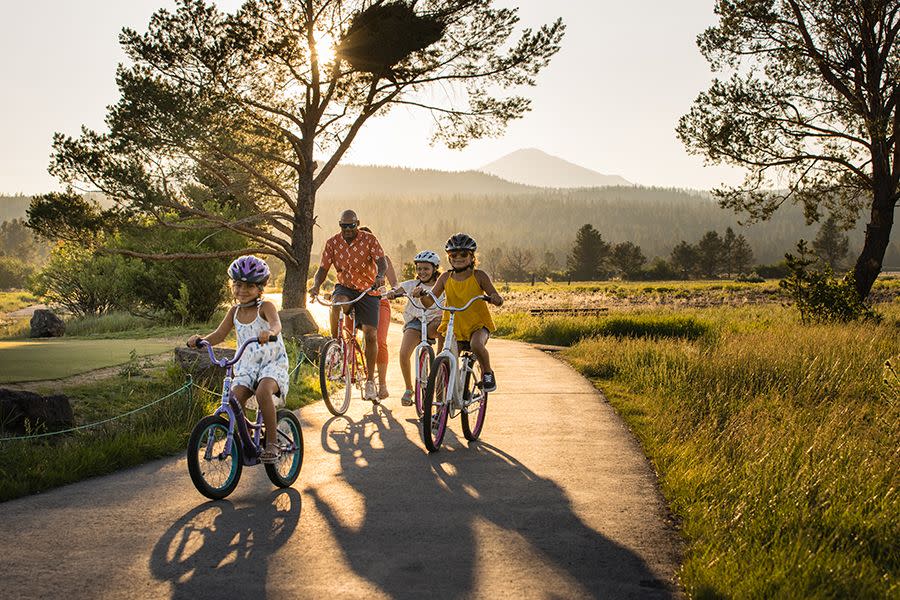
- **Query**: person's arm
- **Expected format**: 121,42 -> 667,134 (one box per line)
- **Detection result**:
257,301 -> 282,344
309,265 -> 328,298
475,269 -> 503,306
374,256 -> 388,289
385,256 -> 398,288
188,306 -> 235,347
415,272 -> 448,307
309,241 -> 332,298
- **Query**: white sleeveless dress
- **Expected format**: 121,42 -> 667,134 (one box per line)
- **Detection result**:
232,305 -> 290,406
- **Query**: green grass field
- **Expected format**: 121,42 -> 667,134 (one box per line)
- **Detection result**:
497,303 -> 899,597
0,338 -> 176,382
0,291 -> 38,314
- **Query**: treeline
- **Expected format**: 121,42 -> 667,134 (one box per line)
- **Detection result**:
0,219 -> 50,290
313,189 -> 900,268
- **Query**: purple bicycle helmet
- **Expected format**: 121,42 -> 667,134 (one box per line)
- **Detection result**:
228,255 -> 270,284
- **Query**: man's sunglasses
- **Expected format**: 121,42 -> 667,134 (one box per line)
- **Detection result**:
448,251 -> 471,258
339,222 -> 358,229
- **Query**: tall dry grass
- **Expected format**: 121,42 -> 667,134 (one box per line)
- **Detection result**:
561,316 -> 899,597
494,302 -> 898,597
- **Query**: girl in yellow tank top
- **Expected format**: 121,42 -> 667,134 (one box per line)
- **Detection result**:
414,233 -> 503,392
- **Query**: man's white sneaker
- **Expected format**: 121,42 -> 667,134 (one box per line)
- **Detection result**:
364,380 -> 378,402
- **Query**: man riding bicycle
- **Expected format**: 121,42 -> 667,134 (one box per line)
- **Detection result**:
309,210 -> 387,401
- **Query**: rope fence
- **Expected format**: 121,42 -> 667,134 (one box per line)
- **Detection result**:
1,349 -> 320,443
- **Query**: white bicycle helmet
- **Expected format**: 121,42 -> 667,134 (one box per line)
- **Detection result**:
413,250 -> 440,267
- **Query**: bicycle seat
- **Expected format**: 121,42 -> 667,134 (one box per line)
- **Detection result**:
457,340 -> 471,352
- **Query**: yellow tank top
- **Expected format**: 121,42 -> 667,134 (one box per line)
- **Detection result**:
438,272 -> 495,341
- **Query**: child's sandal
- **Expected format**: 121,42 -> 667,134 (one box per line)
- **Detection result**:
259,447 -> 280,464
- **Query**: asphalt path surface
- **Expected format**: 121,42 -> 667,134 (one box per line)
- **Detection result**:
0,304 -> 681,599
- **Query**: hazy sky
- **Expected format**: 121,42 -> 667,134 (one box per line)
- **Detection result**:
0,1 -> 743,194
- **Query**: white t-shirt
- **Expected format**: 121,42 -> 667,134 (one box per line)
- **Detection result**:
397,279 -> 444,324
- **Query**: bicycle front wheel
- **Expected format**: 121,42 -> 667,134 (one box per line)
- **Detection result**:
265,409 -> 304,488
461,359 -> 488,441
187,415 -> 243,500
320,339 -> 351,415
422,356 -> 451,452
414,345 -> 435,418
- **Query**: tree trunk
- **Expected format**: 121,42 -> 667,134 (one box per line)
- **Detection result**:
282,177 -> 317,309
852,186 -> 895,300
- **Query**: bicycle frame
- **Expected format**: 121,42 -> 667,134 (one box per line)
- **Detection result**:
313,287 -> 377,411
422,290 -> 490,410
196,338 -> 269,465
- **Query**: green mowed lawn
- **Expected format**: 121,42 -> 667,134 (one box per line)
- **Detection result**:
0,338 -> 175,383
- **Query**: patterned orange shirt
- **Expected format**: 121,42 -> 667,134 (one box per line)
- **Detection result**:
320,230 -> 385,295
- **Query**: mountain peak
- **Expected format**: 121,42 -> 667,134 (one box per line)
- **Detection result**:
479,149 -> 631,188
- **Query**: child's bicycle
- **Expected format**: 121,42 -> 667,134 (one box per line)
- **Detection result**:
419,289 -> 490,452
313,286 -> 377,415
407,296 -> 437,418
186,337 -> 304,500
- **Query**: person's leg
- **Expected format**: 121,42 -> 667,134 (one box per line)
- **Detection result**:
233,384 -> 254,406
469,327 -> 492,373
255,378 -> 280,447
330,293 -> 350,339
376,300 -> 390,397
362,324 -> 378,382
398,328 -> 419,391
426,318 -> 443,352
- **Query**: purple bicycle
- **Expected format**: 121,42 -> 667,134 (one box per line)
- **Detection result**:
186,337 -> 304,500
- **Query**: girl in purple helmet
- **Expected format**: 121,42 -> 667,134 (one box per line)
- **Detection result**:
188,255 -> 290,463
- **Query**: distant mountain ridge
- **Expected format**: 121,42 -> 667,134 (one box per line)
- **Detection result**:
478,148 -> 632,188
318,164 -> 540,197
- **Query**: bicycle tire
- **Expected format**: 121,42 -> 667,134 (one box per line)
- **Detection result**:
422,356 -> 451,452
187,415 -> 243,500
414,344 -> 435,418
264,409 -> 304,488
319,339 -> 351,415
460,357 -> 488,441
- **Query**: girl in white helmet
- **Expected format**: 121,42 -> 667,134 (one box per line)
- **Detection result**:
384,250 -> 446,406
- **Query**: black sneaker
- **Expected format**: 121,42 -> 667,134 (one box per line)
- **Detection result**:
481,371 -> 497,392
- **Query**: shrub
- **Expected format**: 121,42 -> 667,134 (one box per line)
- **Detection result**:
0,256 -> 34,290
780,241 -> 878,323
30,243 -> 141,316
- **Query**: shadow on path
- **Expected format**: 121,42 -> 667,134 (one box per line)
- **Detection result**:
149,488 -> 301,599
313,407 -> 673,598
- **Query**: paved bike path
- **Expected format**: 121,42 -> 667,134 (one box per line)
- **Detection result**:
0,318 -> 681,599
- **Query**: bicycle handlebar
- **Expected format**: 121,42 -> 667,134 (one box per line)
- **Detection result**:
420,288 -> 491,312
192,335 -> 279,367
312,285 -> 379,307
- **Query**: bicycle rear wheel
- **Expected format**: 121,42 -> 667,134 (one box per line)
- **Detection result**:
187,415 -> 243,500
460,358 -> 488,441
320,339 -> 351,415
264,409 -> 304,488
414,344 -> 435,418
422,356 -> 451,452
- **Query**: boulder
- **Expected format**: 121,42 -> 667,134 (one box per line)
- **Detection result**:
174,346 -> 235,385
29,309 -> 65,338
0,389 -> 74,435
279,308 -> 319,339
297,334 -> 330,363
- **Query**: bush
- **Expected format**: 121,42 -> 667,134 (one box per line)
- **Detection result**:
0,256 -> 34,290
30,243 -> 141,316
780,241 -> 878,323
113,224 -> 242,322
755,260 -> 790,279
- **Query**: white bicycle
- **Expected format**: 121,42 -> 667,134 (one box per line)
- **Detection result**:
419,289 -> 490,452
406,297 -> 438,418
